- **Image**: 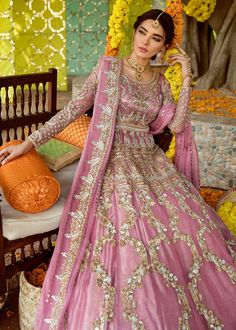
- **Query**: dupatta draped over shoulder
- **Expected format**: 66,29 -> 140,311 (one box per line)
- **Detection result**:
33,56 -> 200,329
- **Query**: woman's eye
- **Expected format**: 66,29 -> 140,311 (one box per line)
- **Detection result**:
138,30 -> 145,35
153,38 -> 162,42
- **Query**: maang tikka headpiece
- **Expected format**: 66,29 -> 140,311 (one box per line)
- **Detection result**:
152,11 -> 164,28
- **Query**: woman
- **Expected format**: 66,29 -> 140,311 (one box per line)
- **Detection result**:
1,9 -> 236,330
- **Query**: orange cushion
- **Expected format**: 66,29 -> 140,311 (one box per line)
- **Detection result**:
54,115 -> 91,149
0,140 -> 60,213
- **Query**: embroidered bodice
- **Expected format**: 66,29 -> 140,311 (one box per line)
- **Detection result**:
28,59 -> 190,148
116,73 -> 161,131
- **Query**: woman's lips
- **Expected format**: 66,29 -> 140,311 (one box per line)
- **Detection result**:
138,47 -> 148,53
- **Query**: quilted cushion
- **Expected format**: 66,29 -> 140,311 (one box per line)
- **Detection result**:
0,140 -> 60,213
54,115 -> 91,149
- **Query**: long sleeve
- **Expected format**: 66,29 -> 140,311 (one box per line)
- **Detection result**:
28,61 -> 100,147
161,76 -> 191,134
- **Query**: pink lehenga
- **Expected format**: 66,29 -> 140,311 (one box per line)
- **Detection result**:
29,57 -> 236,330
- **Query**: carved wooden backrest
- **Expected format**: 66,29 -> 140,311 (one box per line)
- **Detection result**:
0,69 -> 58,297
0,68 -> 57,146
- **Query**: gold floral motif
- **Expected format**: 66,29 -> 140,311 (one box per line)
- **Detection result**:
92,188 -> 116,328
197,226 -> 236,283
116,186 -> 148,329
156,195 -> 224,328
136,186 -> 192,329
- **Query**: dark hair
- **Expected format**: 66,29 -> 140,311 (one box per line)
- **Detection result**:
133,9 -> 175,46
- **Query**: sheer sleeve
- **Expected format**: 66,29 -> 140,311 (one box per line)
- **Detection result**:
161,76 -> 191,134
27,61 -> 100,147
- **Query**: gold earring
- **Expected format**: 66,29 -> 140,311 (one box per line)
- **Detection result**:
150,48 -> 165,67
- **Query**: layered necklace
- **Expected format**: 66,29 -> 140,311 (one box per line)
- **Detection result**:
127,55 -> 151,81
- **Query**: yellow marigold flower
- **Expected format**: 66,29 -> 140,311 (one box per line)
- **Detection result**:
183,0 -> 216,23
218,201 -> 236,237
165,133 -> 175,160
106,0 -> 133,56
164,48 -> 182,103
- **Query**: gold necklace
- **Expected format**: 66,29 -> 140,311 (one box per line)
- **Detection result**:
127,55 -> 151,81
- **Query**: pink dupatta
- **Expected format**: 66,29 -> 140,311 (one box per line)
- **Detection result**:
150,96 -> 200,190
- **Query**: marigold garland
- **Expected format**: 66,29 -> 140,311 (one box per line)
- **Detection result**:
165,132 -> 175,160
183,0 -> 217,22
218,202 -> 236,237
189,89 -> 236,118
199,187 -> 225,209
199,188 -> 236,237
165,0 -> 183,48
105,0 -> 132,56
163,0 -> 184,159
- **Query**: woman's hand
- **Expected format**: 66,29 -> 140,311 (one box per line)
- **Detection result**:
169,45 -> 192,86
0,140 -> 34,166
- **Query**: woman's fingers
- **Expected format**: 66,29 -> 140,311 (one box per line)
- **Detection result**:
0,146 -> 17,165
0,148 -> 9,165
0,147 -> 8,157
169,54 -> 191,70
1,153 -> 15,165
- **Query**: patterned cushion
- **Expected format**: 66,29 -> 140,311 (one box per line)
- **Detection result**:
37,138 -> 82,171
54,115 -> 91,149
0,140 -> 60,213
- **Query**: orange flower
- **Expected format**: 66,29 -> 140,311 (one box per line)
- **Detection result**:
200,187 -> 225,209
105,35 -> 119,56
165,0 -> 183,47
190,89 -> 236,118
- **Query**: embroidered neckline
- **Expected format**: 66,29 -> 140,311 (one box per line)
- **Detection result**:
121,69 -> 157,85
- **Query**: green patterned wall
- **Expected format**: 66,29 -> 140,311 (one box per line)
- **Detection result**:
0,0 -> 14,77
0,1 -> 165,83
66,0 -> 109,75
0,0 -> 67,90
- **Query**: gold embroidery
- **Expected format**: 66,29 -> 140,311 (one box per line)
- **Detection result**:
117,186 -> 148,329
137,186 -> 192,329
92,188 -> 116,328
94,138 -> 233,328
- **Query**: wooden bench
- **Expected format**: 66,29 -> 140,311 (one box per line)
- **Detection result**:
0,69 -> 58,303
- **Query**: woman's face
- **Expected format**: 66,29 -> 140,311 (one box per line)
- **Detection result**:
133,19 -> 166,60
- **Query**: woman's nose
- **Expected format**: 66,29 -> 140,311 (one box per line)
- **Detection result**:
144,37 -> 149,45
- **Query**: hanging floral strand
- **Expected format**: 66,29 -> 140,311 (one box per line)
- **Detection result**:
183,0 -> 217,22
105,0 -> 133,56
164,0 -> 184,103
163,0 -> 184,160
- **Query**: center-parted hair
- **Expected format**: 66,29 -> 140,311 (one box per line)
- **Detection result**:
134,9 -> 175,45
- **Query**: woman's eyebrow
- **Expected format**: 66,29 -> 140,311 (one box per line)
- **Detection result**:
139,26 -> 164,39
